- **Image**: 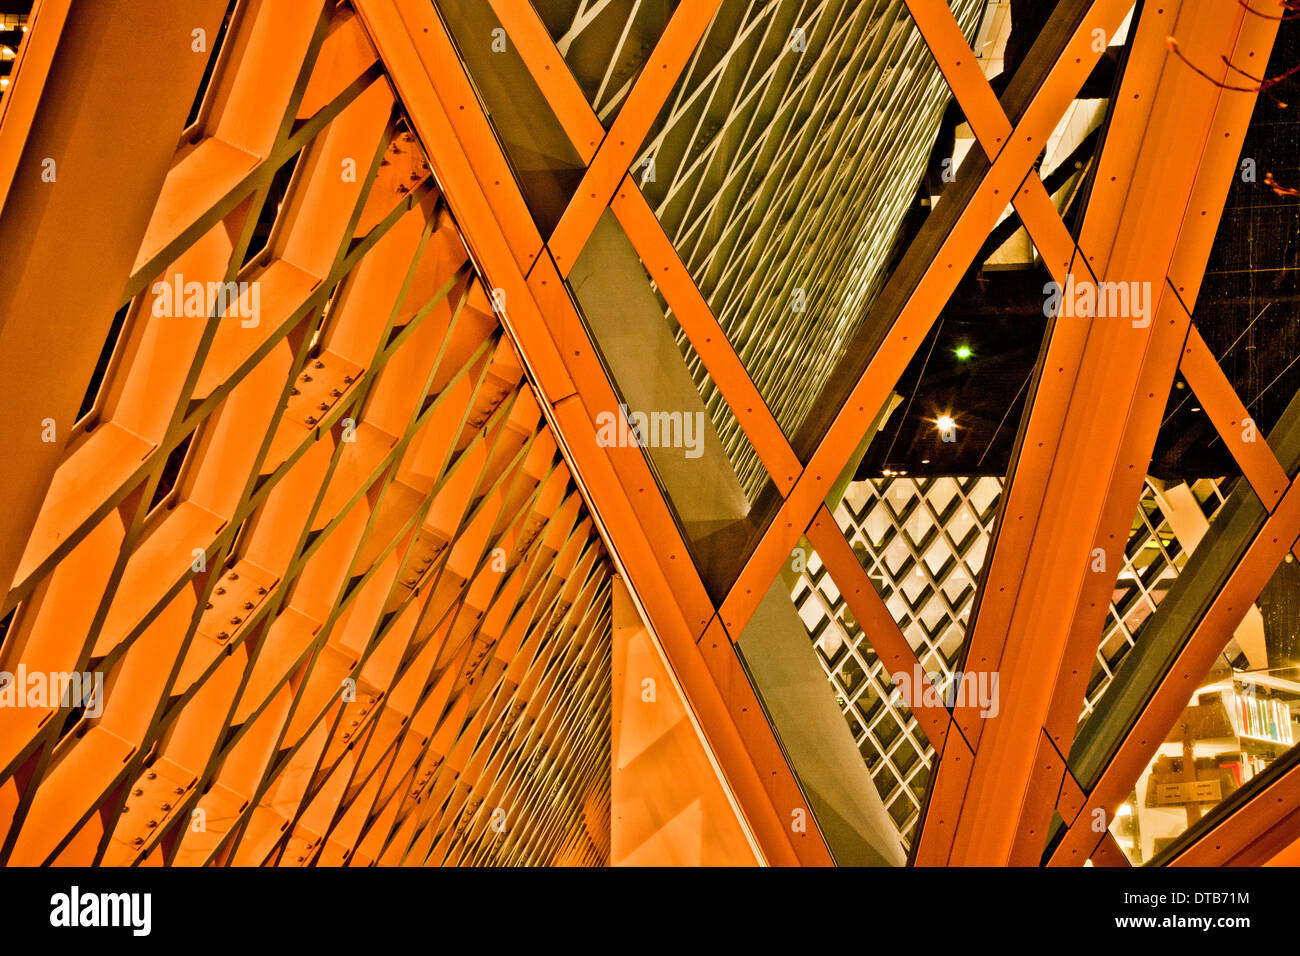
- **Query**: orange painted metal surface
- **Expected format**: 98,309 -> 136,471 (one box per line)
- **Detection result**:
805,507 -> 950,749
356,0 -> 833,866
546,0 -> 721,276
610,180 -> 802,493
898,0 -> 1281,867
1,0 -> 1293,871
483,0 -> 604,164
1050,474 -> 1300,866
0,0 -> 613,868
1180,325 -> 1289,510
1167,757 -> 1300,866
719,0 -> 1134,645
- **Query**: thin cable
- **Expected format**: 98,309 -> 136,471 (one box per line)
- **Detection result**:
882,317 -> 943,465
977,367 -> 1032,469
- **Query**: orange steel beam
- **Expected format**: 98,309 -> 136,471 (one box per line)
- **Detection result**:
858,8 -> 1123,864
1049,472 -> 1300,864
358,1 -> 712,634
893,20 -> 1101,862
546,0 -> 721,276
804,506 -> 951,749
482,0 -> 604,165
355,0 -> 832,866
439,0 -> 801,504
1042,5 -> 1288,865
610,181 -> 803,492
1162,754 -> 1300,866
1178,318 -> 1300,619
0,0 -> 71,219
1090,830 -> 1132,867
884,10 -> 1111,861
914,0 -> 1276,866
904,0 -> 1080,285
435,1 -> 803,509
1180,324 -> 1290,510
717,0 -> 1130,645
0,0 -> 230,602
1264,835 -> 1300,866
1038,0 -> 1282,760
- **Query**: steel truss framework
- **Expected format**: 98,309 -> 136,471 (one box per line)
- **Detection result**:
1,0 -> 1298,868
363,0 -> 1297,867
0,0 -> 611,868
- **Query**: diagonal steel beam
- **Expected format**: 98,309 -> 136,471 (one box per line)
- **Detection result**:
805,505 -> 952,750
610,180 -> 803,492
1090,830 -> 1132,866
1180,324 -> 1291,510
483,0 -> 605,164
546,0 -> 721,275
1052,465 -> 1300,864
905,0 -> 1079,284
0,0 -> 230,601
444,6 -> 915,864
1159,747 -> 1300,866
355,0 -> 832,866
717,0 -> 1131,646
915,0 -> 1278,866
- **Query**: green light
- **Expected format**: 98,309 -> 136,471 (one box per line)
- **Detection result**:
954,345 -> 972,360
